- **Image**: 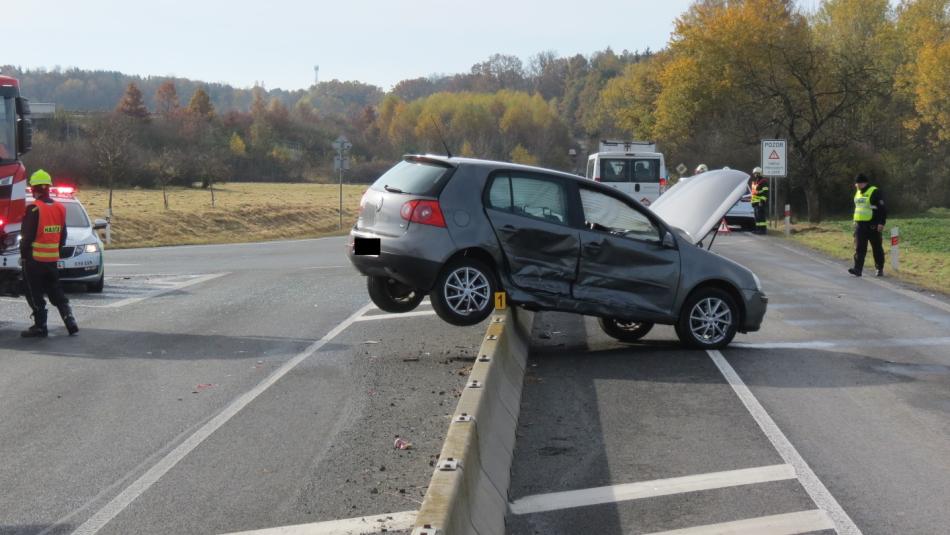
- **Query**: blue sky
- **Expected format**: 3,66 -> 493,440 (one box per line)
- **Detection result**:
11,0 -> 697,91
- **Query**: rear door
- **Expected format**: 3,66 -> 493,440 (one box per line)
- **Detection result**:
574,186 -> 680,318
484,172 -> 579,297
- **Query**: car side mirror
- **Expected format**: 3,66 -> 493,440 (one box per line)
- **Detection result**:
93,219 -> 108,230
662,231 -> 676,249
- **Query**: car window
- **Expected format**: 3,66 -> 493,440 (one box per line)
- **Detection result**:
511,175 -> 568,224
488,173 -> 568,225
580,188 -> 659,241
599,158 -> 660,183
488,175 -> 512,210
370,159 -> 452,196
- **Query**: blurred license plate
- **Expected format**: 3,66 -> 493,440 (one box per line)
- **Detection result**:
354,237 -> 380,255
57,261 -> 65,269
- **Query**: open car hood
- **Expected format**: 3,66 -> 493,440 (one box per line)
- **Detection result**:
649,169 -> 749,245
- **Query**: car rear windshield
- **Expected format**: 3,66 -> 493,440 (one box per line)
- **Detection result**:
65,203 -> 90,227
599,158 -> 661,183
370,159 -> 452,196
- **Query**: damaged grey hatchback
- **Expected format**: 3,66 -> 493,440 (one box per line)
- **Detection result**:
347,155 -> 767,349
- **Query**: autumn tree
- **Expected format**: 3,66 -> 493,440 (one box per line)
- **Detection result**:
116,83 -> 149,121
154,81 -> 180,117
186,88 -> 215,121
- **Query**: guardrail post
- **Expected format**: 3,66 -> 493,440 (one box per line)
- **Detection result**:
784,204 -> 791,237
890,226 -> 900,271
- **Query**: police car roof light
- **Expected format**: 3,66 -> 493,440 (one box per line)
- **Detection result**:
50,186 -> 76,197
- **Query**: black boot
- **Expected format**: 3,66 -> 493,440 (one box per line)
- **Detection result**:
21,309 -> 48,338
58,303 -> 79,335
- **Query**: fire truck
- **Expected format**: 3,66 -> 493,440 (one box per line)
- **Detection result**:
0,74 -> 33,294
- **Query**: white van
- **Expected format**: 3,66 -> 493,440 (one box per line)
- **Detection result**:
585,140 -> 668,206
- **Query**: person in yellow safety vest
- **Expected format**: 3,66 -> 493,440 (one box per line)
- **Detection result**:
848,174 -> 887,278
19,170 -> 79,337
749,167 -> 769,235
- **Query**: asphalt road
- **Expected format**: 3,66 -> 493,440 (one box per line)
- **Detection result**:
509,233 -> 950,535
3,233 -> 949,535
0,237 -> 488,535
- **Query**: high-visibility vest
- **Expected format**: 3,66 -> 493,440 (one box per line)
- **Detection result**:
31,200 -> 66,262
853,186 -> 877,222
750,180 -> 769,204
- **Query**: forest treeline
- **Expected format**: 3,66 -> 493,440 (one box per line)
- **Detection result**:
3,0 -> 949,220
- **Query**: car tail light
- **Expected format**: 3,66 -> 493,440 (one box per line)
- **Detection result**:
659,177 -> 668,193
401,200 -> 446,228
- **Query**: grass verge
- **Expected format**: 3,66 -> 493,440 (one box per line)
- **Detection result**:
780,207 -> 950,295
77,183 -> 366,249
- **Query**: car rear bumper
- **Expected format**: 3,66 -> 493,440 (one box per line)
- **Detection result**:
346,229 -> 448,291
741,289 -> 768,332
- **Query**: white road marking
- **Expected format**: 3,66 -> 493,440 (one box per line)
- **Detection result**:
221,510 -> 417,535
354,310 -> 437,322
301,265 -> 347,270
70,301 -> 376,535
104,263 -> 140,267
367,298 -> 430,310
707,349 -> 862,535
782,318 -> 859,327
92,272 -> 227,308
644,509 -> 835,535
770,239 -> 950,315
508,464 -> 796,515
733,336 -> 950,350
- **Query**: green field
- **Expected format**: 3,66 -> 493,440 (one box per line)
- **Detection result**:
784,208 -> 950,295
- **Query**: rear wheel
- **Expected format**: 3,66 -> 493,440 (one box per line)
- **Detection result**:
598,318 -> 654,342
430,258 -> 497,326
676,287 -> 739,349
367,276 -> 424,313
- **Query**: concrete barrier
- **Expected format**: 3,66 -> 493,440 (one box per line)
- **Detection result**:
412,307 -> 534,535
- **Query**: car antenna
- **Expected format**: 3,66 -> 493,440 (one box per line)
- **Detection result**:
429,117 -> 453,158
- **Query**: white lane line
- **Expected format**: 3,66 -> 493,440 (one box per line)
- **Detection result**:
70,301 -> 376,535
644,509 -> 835,535
707,350 -> 862,535
94,272 -> 227,309
220,510 -> 416,535
770,239 -> 950,315
354,310 -> 437,322
104,263 -> 140,267
733,336 -> 950,350
508,464 -> 795,515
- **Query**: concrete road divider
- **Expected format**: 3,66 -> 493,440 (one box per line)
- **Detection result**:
412,307 -> 534,535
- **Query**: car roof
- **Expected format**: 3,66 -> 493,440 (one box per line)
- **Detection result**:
409,154 -> 591,184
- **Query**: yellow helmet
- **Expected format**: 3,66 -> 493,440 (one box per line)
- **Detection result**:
29,169 -> 53,187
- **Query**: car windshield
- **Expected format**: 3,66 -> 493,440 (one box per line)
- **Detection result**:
64,202 -> 90,227
371,160 -> 452,196
0,95 -> 16,164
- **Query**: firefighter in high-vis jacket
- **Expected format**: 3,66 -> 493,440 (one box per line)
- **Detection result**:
750,167 -> 769,235
19,170 -> 79,337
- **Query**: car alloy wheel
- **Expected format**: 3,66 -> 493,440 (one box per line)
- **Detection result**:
443,266 -> 490,316
688,297 -> 732,346
430,257 -> 497,327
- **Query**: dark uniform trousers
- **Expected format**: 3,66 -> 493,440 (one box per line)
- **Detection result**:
853,222 -> 885,274
22,258 -> 69,313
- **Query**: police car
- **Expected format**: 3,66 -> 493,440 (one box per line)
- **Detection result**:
26,186 -> 107,292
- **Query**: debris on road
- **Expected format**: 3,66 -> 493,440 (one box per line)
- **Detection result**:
403,356 -> 420,362
192,383 -> 216,393
393,436 -> 413,450
363,340 -> 381,344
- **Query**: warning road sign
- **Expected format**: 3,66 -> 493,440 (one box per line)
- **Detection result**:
761,139 -> 786,177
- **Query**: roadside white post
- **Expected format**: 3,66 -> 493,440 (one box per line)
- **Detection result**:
890,227 -> 900,271
105,209 -> 112,246
784,204 -> 791,237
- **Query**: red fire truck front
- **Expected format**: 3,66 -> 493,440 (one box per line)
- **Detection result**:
0,74 -> 33,293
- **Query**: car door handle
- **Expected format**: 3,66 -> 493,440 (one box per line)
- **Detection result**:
502,225 -> 516,230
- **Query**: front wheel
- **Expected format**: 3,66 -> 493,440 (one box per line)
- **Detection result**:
367,276 -> 425,313
598,318 -> 654,342
676,287 -> 739,349
430,258 -> 497,326
87,273 -> 105,293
